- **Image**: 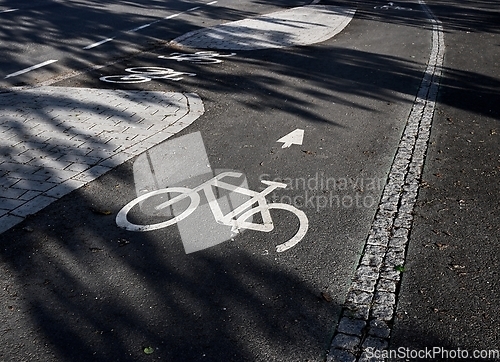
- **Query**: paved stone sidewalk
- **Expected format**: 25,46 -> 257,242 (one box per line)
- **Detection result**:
171,5 -> 355,50
0,86 -> 204,234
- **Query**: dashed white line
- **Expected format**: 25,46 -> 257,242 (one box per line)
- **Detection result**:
0,8 -> 18,13
83,37 -> 116,50
82,2 -> 217,50
128,21 -> 159,32
165,13 -> 180,19
5,60 -> 58,79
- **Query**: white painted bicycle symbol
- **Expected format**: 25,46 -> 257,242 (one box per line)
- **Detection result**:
159,51 -> 236,64
374,2 -> 412,10
99,67 -> 196,83
116,171 -> 308,252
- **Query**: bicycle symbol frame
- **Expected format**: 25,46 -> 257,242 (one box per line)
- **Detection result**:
116,171 -> 308,252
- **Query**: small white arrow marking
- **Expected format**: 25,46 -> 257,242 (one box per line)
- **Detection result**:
277,129 -> 304,148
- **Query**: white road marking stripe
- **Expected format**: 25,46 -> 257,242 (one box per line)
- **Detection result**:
83,37 -> 115,50
5,60 -> 58,79
128,20 -> 160,32
129,23 -> 153,32
0,8 -> 18,13
83,2 -> 213,50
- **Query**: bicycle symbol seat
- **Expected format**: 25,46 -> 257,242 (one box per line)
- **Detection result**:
116,171 -> 308,252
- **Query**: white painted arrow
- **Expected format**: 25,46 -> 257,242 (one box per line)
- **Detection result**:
277,129 -> 304,148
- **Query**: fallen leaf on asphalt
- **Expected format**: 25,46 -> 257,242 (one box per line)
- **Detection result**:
143,347 -> 154,355
435,242 -> 448,250
321,292 -> 333,302
90,208 -> 112,215
302,150 -> 315,155
420,181 -> 431,188
394,265 -> 406,272
117,239 -> 130,247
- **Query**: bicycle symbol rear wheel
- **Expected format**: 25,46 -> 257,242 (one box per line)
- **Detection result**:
236,203 -> 308,252
116,187 -> 200,231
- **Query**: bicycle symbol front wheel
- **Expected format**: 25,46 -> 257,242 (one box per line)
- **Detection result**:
116,187 -> 200,231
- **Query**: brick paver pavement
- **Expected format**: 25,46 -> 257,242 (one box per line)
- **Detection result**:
0,86 -> 204,233
171,5 -> 355,50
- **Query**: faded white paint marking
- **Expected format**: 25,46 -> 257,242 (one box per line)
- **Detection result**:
172,6 -> 356,50
129,21 -> 159,32
207,1 -> 218,5
277,129 -> 304,148
165,13 -> 180,19
188,6 -> 201,12
5,59 -> 58,79
83,37 -> 115,49
374,2 -> 413,10
0,8 -> 18,13
100,66 -> 196,83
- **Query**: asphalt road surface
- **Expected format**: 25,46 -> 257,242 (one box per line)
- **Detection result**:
1,0 -> 498,361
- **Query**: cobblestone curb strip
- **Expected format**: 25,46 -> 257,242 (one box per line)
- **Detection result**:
327,2 -> 445,361
0,87 -> 204,234
171,5 -> 355,51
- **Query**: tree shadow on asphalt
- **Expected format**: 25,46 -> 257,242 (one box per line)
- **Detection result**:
0,0 -> 305,83
327,0 -> 500,34
1,0 -> 499,360
2,0 -> 499,84
0,163 -> 341,361
88,41 -> 500,124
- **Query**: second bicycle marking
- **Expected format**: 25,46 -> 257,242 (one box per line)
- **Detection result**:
374,2 -> 413,10
99,52 -> 235,83
100,67 -> 196,83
